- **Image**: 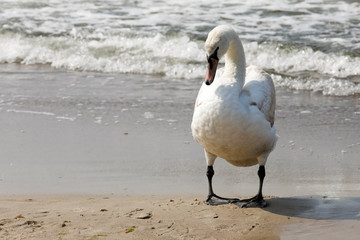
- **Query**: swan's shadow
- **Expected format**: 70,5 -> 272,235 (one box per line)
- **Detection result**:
241,195 -> 360,220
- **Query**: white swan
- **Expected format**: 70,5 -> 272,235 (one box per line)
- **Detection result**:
191,25 -> 278,207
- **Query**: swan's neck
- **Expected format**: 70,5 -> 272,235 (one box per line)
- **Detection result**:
224,35 -> 246,88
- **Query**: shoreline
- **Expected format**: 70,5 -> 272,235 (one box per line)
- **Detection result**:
1,65 -> 359,197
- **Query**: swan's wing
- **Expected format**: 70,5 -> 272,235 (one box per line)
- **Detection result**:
243,66 -> 276,126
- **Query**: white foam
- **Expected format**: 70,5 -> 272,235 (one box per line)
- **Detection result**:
1,32 -> 359,96
273,75 -> 360,96
244,42 -> 360,79
56,116 -> 76,122
1,0 -> 360,96
300,110 -> 312,114
0,32 -> 204,79
143,112 -> 154,119
6,109 -> 55,116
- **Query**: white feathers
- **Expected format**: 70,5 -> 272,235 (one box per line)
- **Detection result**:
191,25 -> 277,167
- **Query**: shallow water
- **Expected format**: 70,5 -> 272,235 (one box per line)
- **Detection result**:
0,65 -> 359,197
0,0 -> 360,95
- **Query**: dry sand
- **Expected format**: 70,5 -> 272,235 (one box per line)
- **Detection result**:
0,195 -> 300,240
1,195 -> 360,240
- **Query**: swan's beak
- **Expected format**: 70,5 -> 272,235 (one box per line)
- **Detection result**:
205,58 -> 218,85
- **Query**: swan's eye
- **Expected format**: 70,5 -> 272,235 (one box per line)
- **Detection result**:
214,46 -> 219,58
208,47 -> 219,61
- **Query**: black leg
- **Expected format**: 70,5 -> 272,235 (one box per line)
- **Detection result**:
257,165 -> 265,199
206,165 -> 215,199
205,166 -> 240,205
241,165 -> 267,208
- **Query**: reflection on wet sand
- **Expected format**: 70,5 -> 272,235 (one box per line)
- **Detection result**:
265,196 -> 360,240
266,196 -> 360,220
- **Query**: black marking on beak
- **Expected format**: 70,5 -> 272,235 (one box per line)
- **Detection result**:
207,47 -> 219,70
205,47 -> 219,86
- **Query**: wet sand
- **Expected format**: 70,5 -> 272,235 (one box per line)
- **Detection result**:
1,64 -> 360,239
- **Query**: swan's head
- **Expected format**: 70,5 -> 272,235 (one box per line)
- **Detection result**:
204,25 -> 234,85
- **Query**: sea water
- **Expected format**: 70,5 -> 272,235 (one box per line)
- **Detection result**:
0,0 -> 359,96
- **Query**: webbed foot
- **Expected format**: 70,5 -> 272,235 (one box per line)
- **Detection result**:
240,194 -> 267,208
205,194 -> 240,205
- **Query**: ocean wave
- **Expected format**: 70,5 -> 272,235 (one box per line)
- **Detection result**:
1,0 -> 360,96
0,32 -> 359,96
273,75 -> 360,97
245,42 -> 360,79
0,32 -> 204,79
245,41 -> 360,96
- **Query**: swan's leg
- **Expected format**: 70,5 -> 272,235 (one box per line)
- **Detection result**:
241,165 -> 267,208
206,165 -> 215,200
205,165 -> 240,205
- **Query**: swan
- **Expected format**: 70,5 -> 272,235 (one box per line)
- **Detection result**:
191,25 -> 278,207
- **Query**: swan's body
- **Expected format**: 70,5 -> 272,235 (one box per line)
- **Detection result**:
191,25 -> 277,207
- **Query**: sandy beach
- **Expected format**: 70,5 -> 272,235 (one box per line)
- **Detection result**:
1,195 -> 360,240
0,195 -> 292,240
1,64 -> 360,239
